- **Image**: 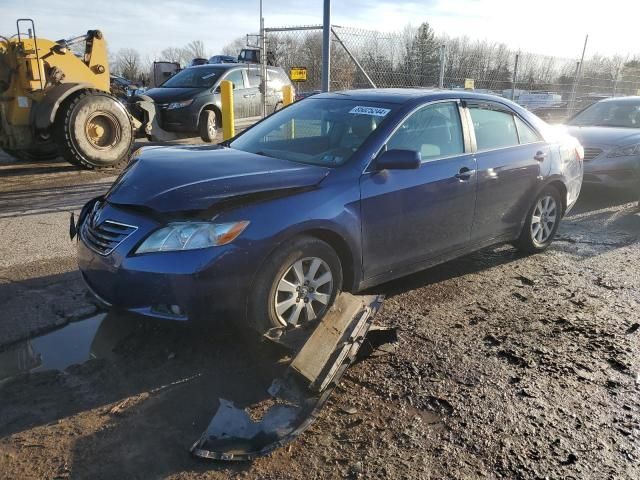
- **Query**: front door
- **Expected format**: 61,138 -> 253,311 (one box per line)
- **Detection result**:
466,102 -> 549,241
360,101 -> 478,280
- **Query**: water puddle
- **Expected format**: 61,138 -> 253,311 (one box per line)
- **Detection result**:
0,314 -> 106,381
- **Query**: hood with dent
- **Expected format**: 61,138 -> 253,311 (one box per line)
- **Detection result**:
106,145 -> 330,213
144,87 -> 207,103
566,126 -> 640,146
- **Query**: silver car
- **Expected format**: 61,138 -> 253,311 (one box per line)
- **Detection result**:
566,97 -> 640,189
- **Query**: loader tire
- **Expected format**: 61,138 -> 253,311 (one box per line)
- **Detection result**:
55,89 -> 134,169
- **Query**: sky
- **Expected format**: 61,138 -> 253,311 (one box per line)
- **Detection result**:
2,0 -> 639,60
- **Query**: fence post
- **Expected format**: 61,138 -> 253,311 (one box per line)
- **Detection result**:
438,44 -> 446,89
567,61 -> 581,116
612,64 -> 621,97
260,14 -> 267,118
511,53 -> 519,100
568,34 -> 589,115
322,0 -> 331,92
220,80 -> 235,141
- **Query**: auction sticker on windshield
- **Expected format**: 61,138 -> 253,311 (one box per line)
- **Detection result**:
349,106 -> 391,117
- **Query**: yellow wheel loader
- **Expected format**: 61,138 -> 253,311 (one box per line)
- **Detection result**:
0,19 -> 166,169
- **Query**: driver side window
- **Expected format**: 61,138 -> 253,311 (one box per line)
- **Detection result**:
387,102 -> 464,160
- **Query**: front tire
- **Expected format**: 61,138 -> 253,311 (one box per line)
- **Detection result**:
514,185 -> 563,254
55,89 -> 134,169
198,109 -> 218,142
247,236 -> 343,336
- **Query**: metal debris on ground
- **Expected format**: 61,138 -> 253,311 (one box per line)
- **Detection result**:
190,293 -> 394,461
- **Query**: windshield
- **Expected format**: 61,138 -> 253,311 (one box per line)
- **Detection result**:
161,66 -> 224,88
230,98 -> 396,166
568,100 -> 640,128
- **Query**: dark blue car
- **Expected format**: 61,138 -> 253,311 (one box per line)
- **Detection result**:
77,89 -> 583,334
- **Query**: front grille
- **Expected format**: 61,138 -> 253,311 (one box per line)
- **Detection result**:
583,147 -> 603,161
82,220 -> 137,255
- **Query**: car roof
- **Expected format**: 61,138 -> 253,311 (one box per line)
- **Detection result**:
188,63 -> 238,71
187,63 -> 284,72
598,96 -> 640,104
314,88 -> 519,105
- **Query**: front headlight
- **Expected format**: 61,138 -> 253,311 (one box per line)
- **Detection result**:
607,143 -> 640,157
166,99 -> 194,110
135,221 -> 249,254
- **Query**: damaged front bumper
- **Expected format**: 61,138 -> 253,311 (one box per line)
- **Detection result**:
190,293 -> 389,461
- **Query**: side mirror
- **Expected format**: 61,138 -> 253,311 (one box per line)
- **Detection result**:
213,86 -> 221,93
375,149 -> 421,170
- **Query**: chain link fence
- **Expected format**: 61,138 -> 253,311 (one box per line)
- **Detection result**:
265,25 -> 640,122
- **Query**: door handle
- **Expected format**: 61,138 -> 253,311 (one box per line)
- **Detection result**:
455,167 -> 475,181
534,151 -> 547,162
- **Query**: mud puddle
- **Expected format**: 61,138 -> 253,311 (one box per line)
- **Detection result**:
0,314 -> 107,381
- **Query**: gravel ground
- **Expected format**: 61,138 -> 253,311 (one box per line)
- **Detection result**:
0,148 -> 638,479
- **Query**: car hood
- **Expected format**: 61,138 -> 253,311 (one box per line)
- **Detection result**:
565,125 -> 640,146
106,145 -> 330,213
144,87 -> 206,103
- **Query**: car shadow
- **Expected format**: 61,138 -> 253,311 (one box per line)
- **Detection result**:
0,312 -> 280,476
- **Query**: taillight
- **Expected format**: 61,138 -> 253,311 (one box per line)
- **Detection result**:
575,144 -> 584,161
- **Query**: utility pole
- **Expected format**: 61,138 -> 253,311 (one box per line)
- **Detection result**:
321,0 -> 331,92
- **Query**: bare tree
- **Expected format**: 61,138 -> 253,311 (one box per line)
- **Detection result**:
184,40 -> 206,61
222,36 -> 247,56
160,47 -> 185,65
115,48 -> 141,80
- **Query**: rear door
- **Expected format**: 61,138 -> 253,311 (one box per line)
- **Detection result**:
466,101 -> 549,241
360,100 -> 477,279
220,68 -> 249,120
244,67 -> 262,118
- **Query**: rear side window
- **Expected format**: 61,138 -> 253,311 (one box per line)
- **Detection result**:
514,116 -> 542,144
469,106 -> 519,150
387,102 -> 464,160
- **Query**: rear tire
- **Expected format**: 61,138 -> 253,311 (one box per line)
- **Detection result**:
55,89 -> 134,169
514,185 -> 563,254
198,109 -> 217,143
247,236 -> 343,336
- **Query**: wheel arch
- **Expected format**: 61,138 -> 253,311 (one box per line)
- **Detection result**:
32,83 -> 97,131
249,225 -> 360,298
543,178 -> 568,216
302,228 -> 358,292
199,103 -> 222,127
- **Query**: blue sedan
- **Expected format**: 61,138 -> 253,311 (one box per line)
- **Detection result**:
77,89 -> 583,334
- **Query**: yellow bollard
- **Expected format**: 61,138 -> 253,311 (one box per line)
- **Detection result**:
220,80 -> 235,140
282,84 -> 295,106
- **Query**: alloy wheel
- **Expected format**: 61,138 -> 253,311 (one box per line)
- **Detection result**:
531,195 -> 557,245
274,256 -> 334,327
207,115 -> 216,137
